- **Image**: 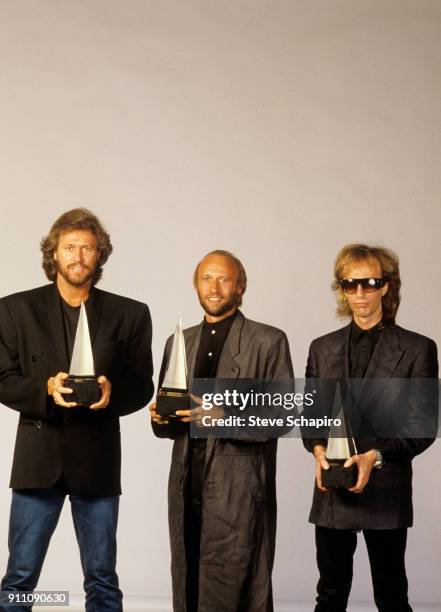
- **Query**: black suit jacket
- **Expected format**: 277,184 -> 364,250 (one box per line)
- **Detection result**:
0,283 -> 154,496
304,323 -> 438,529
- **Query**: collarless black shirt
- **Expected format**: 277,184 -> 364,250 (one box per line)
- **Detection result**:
350,320 -> 384,378
193,310 -> 238,379
59,297 -> 81,364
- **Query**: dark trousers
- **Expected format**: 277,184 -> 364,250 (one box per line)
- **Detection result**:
315,526 -> 412,612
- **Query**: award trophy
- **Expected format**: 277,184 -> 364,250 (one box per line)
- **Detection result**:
156,315 -> 190,417
65,301 -> 101,406
322,383 -> 357,489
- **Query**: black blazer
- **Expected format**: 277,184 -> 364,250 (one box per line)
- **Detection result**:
0,283 -> 154,496
304,323 -> 438,529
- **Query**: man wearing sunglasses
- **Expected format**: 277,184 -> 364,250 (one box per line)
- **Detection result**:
303,243 -> 438,612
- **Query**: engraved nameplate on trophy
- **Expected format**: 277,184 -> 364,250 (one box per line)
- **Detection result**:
156,315 -> 190,417
322,383 -> 357,489
66,301 -> 101,406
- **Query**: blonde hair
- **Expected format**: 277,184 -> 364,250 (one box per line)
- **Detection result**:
333,243 -> 401,325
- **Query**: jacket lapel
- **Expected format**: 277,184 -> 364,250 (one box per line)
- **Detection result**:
84,287 -> 102,348
215,310 -> 244,379
364,326 -> 404,379
44,284 -> 69,371
186,323 -> 203,386
350,325 -> 405,431
323,323 -> 351,380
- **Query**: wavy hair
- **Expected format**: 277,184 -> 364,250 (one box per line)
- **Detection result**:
332,243 -> 401,325
40,208 -> 113,285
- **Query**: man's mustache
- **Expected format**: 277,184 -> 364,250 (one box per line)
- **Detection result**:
67,264 -> 90,271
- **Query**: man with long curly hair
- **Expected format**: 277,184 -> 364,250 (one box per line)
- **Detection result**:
0,208 -> 153,612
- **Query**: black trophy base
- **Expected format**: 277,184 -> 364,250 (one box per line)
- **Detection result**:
156,388 -> 190,417
322,461 -> 357,489
66,376 -> 101,406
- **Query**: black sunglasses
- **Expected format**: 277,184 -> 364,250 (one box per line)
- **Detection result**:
340,278 -> 386,294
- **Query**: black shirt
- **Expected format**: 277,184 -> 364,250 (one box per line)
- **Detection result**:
193,310 -> 238,379
60,297 -> 81,364
189,310 -> 238,501
350,320 -> 384,378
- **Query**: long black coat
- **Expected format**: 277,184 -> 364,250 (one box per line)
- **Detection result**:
304,323 -> 438,529
153,311 -> 294,612
0,283 -> 154,496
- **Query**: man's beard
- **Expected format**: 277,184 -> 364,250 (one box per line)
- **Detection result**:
197,293 -> 239,318
58,264 -> 95,288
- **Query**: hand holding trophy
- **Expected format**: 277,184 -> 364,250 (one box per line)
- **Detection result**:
156,315 -> 190,417
321,383 -> 357,489
65,301 -> 101,406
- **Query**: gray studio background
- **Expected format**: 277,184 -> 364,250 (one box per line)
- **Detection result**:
0,1 -> 440,610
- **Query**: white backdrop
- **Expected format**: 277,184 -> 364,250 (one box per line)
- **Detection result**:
0,1 -> 440,608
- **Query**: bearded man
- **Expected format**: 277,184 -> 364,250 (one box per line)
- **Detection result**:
0,208 -> 153,612
151,250 -> 294,612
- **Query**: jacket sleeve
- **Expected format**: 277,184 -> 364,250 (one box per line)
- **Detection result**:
302,340 -> 328,453
262,330 -> 296,432
110,303 -> 154,416
374,338 -> 439,462
0,298 -> 51,418
266,331 -> 294,380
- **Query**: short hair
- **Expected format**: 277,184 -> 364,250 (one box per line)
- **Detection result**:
193,249 -> 247,307
40,208 -> 113,285
332,243 -> 401,325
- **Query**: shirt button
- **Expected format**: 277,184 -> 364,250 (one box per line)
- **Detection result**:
211,330 -> 216,335
208,352 -> 213,357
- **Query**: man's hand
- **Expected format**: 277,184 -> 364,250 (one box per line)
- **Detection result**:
313,444 -> 329,492
89,375 -> 111,410
47,372 -> 77,408
176,394 -> 224,427
175,394 -> 205,425
345,449 -> 377,494
149,402 -> 170,425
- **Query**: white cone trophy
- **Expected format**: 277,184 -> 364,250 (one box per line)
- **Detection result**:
66,301 -> 101,405
322,382 -> 358,488
156,314 -> 190,417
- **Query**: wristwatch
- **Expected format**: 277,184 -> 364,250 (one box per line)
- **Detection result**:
373,449 -> 384,470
